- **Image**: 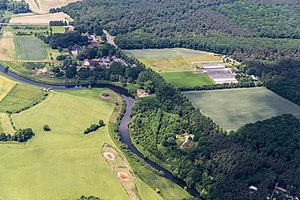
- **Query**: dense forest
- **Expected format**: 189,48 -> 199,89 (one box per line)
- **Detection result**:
62,0 -> 300,61
242,59 -> 300,106
0,0 -> 30,14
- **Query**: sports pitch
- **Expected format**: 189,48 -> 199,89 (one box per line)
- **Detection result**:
184,87 -> 300,130
15,36 -> 48,60
161,72 -> 215,88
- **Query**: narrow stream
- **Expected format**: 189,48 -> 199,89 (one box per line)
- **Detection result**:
0,64 -> 200,198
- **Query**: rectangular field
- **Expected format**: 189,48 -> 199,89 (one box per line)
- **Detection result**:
124,48 -> 222,73
183,87 -> 300,130
161,72 -> 214,88
14,36 -> 48,60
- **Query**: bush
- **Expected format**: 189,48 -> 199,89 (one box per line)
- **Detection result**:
43,124 -> 51,131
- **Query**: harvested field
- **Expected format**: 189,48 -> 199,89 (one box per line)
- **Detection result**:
22,0 -> 81,14
10,12 -> 72,24
184,88 -> 300,130
0,29 -> 16,61
0,75 -> 16,101
15,36 -> 48,60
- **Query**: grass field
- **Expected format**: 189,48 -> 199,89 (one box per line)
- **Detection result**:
52,26 -> 66,33
0,27 -> 16,61
0,75 -> 16,101
161,72 -> 215,88
0,113 -> 15,134
124,48 -> 222,73
0,90 -> 130,200
184,87 -> 300,130
0,83 -> 45,113
15,36 -> 48,60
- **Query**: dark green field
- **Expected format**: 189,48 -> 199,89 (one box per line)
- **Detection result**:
161,72 -> 215,88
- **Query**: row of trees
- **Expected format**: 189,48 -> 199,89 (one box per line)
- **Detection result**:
0,128 -> 35,142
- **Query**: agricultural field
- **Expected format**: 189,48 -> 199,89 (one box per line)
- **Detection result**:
184,87 -> 300,130
15,36 -> 48,60
0,90 -> 130,200
10,12 -> 73,24
21,0 -> 82,14
0,75 -> 16,101
161,72 -> 215,88
0,27 -> 16,61
0,83 -> 45,113
124,48 -> 222,72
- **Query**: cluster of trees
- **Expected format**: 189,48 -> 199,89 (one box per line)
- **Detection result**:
37,32 -> 88,49
0,0 -> 30,14
0,128 -> 35,142
83,120 -> 105,134
243,59 -> 300,106
61,0 -> 300,61
77,44 -> 117,61
78,196 -> 100,200
49,20 -> 68,26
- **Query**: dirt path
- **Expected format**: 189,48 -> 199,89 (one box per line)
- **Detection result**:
102,144 -> 140,200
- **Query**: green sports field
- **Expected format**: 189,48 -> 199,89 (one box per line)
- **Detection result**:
14,36 -> 48,60
161,72 -> 215,88
184,87 -> 300,130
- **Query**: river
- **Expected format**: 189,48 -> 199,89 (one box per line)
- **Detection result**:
0,65 -> 200,198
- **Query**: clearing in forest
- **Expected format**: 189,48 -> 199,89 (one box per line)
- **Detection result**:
14,36 -> 48,60
184,87 -> 300,130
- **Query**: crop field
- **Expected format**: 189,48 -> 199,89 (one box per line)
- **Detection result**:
15,36 -> 48,60
0,75 -> 16,101
124,48 -> 222,72
10,12 -> 73,24
0,28 -> 16,61
161,72 -> 215,88
0,83 -> 45,113
184,87 -> 300,130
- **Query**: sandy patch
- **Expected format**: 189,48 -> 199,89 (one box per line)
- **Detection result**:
23,0 -> 82,14
102,144 -> 139,200
117,172 -> 129,181
0,30 -> 16,61
10,12 -> 73,24
103,152 -> 115,161
137,89 -> 150,98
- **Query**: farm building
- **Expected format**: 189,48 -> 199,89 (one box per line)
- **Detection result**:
202,64 -> 237,84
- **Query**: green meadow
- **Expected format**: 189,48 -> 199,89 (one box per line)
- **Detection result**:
161,72 -> 215,88
14,36 -> 48,60
184,87 -> 300,130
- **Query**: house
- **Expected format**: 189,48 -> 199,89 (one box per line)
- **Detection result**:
249,186 -> 258,191
71,44 -> 81,56
83,59 -> 101,68
222,55 -> 231,63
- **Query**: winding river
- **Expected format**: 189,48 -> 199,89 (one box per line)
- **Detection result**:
0,65 -> 200,198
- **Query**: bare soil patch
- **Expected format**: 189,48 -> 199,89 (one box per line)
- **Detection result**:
0,30 -> 16,61
103,152 -> 115,161
137,89 -> 150,98
10,12 -> 73,24
102,144 -> 139,200
22,0 -> 82,14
